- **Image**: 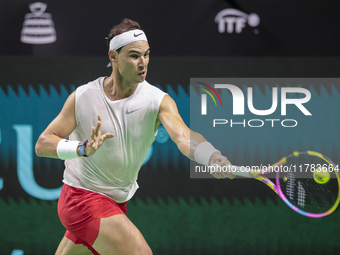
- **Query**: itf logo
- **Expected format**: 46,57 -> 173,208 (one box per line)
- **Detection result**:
215,9 -> 260,33
21,2 -> 56,44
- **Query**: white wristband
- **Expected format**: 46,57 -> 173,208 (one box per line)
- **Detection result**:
56,139 -> 80,160
194,142 -> 220,166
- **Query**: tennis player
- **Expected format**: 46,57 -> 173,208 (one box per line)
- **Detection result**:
35,18 -> 234,255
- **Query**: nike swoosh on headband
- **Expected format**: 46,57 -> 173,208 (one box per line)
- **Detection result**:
134,32 -> 143,37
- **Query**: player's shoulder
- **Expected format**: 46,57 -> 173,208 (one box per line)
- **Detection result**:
75,77 -> 104,97
137,80 -> 166,97
78,77 -> 103,90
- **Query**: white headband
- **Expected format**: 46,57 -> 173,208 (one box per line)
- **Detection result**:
109,29 -> 148,51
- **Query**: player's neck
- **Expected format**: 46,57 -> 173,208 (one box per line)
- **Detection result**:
103,75 -> 138,101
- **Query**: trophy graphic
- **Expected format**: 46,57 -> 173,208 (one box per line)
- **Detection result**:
21,2 -> 56,44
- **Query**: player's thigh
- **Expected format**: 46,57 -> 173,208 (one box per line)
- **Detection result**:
92,214 -> 152,255
55,236 -> 93,255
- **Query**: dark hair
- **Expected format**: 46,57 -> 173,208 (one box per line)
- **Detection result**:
107,18 -> 143,53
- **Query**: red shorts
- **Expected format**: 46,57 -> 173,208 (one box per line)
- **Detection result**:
58,184 -> 127,253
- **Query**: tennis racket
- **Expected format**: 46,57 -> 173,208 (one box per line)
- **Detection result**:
213,151 -> 340,218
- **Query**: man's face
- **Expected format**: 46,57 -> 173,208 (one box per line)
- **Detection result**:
116,41 -> 150,85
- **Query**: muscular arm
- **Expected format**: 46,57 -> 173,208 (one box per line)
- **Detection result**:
35,91 -> 77,158
157,95 -> 205,161
157,95 -> 232,175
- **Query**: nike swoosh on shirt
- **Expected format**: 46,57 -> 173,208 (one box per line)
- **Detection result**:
134,32 -> 143,37
125,108 -> 142,115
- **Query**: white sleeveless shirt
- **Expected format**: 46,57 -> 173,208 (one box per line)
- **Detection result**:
63,77 -> 167,203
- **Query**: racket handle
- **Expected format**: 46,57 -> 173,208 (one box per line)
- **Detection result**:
211,164 -> 252,178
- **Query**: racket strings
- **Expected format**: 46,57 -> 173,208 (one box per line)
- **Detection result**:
280,177 -> 337,213
278,155 -> 339,214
